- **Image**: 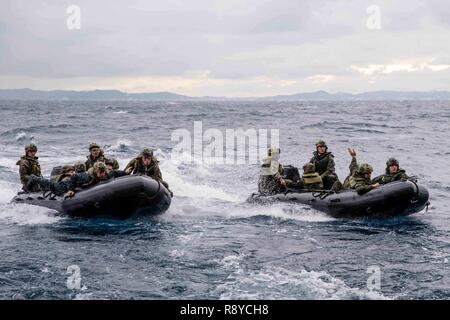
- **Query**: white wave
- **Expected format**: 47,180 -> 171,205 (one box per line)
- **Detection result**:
113,110 -> 128,114
226,203 -> 334,222
0,180 -> 20,204
73,288 -> 91,300
15,131 -> 27,141
161,152 -> 334,221
172,179 -> 238,202
160,159 -> 239,202
217,253 -> 247,271
169,249 -> 186,258
0,157 -> 19,171
105,138 -> 133,153
0,203 -> 62,226
213,263 -> 389,300
169,151 -> 226,177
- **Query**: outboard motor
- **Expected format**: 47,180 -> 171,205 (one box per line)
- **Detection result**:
283,165 -> 300,182
50,166 -> 63,179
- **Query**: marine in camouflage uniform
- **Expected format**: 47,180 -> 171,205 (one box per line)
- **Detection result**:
372,158 -> 410,185
125,148 -> 172,194
104,158 -> 128,179
258,147 -> 288,195
54,165 -> 75,182
295,163 -> 324,190
84,142 -> 119,171
343,149 -> 379,195
16,144 -> 42,192
28,162 -> 113,196
73,161 -> 86,173
309,140 -> 339,190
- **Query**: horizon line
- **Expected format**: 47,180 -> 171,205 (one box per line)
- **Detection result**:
2,87 -> 450,100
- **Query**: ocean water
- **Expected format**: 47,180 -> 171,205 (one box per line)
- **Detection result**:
0,100 -> 449,299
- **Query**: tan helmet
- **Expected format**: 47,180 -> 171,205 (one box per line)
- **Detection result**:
61,165 -> 75,174
89,142 -> 101,151
315,140 -> 327,148
140,148 -> 154,158
104,158 -> 116,166
25,143 -> 38,152
93,161 -> 107,174
303,162 -> 316,174
358,163 -> 373,174
386,158 -> 399,167
73,161 -> 86,173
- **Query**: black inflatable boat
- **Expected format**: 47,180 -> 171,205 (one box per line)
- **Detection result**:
11,175 -> 172,219
248,180 -> 430,218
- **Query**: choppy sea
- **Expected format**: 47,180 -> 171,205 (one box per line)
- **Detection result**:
0,100 -> 448,299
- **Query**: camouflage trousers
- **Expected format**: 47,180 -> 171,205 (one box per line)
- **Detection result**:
30,174 -> 92,196
321,174 -> 339,190
31,177 -> 72,196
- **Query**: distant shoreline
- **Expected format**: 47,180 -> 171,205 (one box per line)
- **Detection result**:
1,88 -> 450,101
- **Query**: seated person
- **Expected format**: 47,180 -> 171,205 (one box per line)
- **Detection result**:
125,148 -> 173,197
295,163 -> 324,190
73,161 -> 86,173
85,142 -> 119,170
124,148 -> 171,191
53,165 -> 76,182
310,140 -> 339,189
27,162 -> 113,198
258,147 -> 289,195
343,148 -> 380,195
372,158 -> 410,185
16,144 -> 42,192
105,158 -> 128,178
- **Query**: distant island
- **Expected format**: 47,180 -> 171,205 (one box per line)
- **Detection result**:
1,88 -> 450,101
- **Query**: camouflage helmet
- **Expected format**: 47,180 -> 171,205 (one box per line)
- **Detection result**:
358,163 -> 373,174
93,161 -> 107,174
303,162 -> 316,174
89,142 -> 101,151
61,165 -> 75,174
315,140 -> 327,148
25,143 -> 38,152
104,158 -> 116,166
73,161 -> 86,173
386,158 -> 399,167
140,148 -> 153,158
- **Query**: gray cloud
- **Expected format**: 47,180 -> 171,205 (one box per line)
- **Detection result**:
0,0 -> 449,95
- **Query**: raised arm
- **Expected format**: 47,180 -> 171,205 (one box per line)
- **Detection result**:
348,148 -> 358,176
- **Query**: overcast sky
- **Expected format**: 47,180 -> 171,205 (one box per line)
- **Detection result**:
1,0 -> 449,96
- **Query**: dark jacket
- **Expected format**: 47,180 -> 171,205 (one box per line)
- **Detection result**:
124,157 -> 169,187
32,169 -> 119,196
372,169 -> 409,185
85,150 -> 119,171
310,151 -> 336,178
53,165 -> 75,182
